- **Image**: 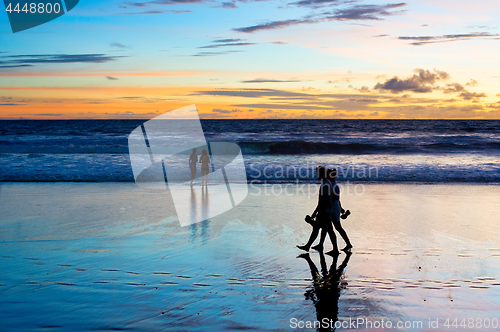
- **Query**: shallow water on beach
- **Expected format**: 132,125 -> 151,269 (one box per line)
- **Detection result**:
0,183 -> 500,331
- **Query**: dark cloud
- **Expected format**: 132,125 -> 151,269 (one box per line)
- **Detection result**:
441,80 -> 485,100
349,98 -> 378,103
193,88 -> 312,98
374,69 -> 450,93
110,42 -> 128,48
398,32 -> 499,46
212,108 -> 242,113
213,38 -> 243,43
194,88 -> 398,102
0,103 -> 25,106
0,64 -> 33,69
459,91 -> 487,100
192,50 -> 242,56
0,54 -> 125,69
234,2 -> 406,33
289,0 -> 339,8
106,76 -> 119,80
443,83 -> 465,94
356,86 -> 370,92
242,78 -> 302,83
221,1 -> 237,8
198,42 -> 256,49
234,19 -> 312,33
372,34 -> 388,37
326,3 -> 406,21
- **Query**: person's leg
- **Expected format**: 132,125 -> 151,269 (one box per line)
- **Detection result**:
190,166 -> 196,184
333,220 -> 352,250
297,226 -> 320,251
312,229 -> 326,251
324,222 -> 339,255
312,213 -> 329,251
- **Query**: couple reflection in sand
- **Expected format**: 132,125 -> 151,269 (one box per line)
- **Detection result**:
298,166 -> 352,255
189,148 -> 211,186
298,251 -> 351,331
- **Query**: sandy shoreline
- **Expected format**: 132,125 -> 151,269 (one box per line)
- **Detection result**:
1,182 -> 500,331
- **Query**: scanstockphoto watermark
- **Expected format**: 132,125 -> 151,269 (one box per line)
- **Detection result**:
290,317 -> 426,330
248,163 -> 379,198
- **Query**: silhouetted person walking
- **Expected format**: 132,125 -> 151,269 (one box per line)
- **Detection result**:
297,166 -> 339,255
189,148 -> 198,185
199,149 -> 210,186
314,168 -> 352,252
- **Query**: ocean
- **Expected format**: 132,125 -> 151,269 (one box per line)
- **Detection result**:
1,119 -> 499,182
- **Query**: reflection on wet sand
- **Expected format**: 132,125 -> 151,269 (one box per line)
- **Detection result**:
189,185 -> 210,243
298,252 -> 351,331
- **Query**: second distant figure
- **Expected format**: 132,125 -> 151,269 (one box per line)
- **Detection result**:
189,148 -> 198,185
199,149 -> 210,186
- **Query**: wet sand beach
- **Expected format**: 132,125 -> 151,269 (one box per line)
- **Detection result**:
1,182 -> 500,331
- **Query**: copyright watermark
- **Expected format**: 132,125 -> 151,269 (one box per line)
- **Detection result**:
3,0 -> 79,33
247,163 -> 378,198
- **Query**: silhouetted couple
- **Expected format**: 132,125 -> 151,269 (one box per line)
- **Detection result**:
189,148 -> 210,186
297,166 -> 352,255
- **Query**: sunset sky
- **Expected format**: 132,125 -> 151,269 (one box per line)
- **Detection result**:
1,0 -> 500,119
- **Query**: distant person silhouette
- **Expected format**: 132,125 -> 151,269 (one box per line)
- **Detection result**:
297,166 -> 339,255
313,168 -> 352,252
189,148 -> 198,185
199,149 -> 210,186
297,251 -> 352,331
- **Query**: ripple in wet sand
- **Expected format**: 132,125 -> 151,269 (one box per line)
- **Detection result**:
422,286 -> 443,290
153,272 -> 171,275
103,269 -> 120,272
193,283 -> 212,287
176,275 -> 192,279
469,285 -> 490,289
442,283 -> 461,288
57,282 -> 76,286
126,283 -> 145,286
160,282 -> 178,285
